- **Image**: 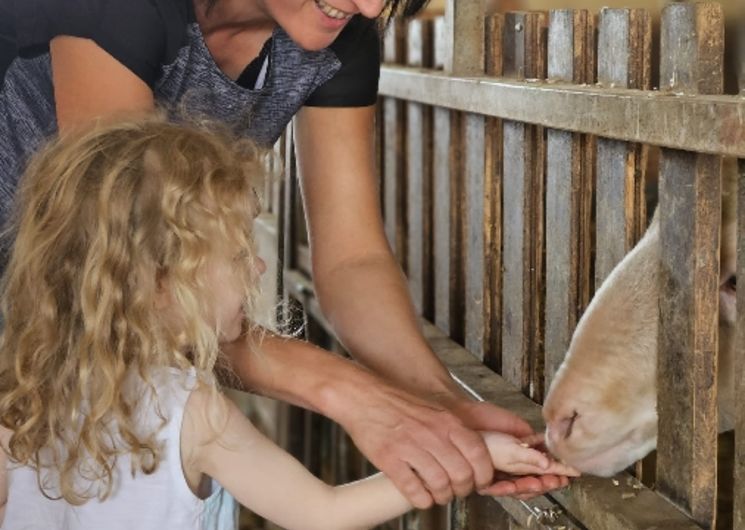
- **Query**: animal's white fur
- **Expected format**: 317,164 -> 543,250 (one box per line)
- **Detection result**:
543,158 -> 738,476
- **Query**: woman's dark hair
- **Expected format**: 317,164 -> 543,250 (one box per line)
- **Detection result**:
386,0 -> 430,18
204,0 -> 430,21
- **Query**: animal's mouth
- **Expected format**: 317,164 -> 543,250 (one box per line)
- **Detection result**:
546,425 -> 655,477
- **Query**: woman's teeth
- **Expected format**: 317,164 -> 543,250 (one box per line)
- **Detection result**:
315,0 -> 353,20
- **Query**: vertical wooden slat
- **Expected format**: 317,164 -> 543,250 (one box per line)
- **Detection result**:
442,1 -> 488,525
432,107 -> 464,342
734,157 -> 745,529
463,113 -> 489,359
595,8 -> 651,288
484,14 -> 504,373
432,10 -> 463,342
406,18 -> 434,318
543,9 -> 593,390
462,15 -> 505,363
501,11 -> 547,397
433,0 -> 482,351
595,6 -> 653,485
657,3 -> 724,528
432,100 -> 463,333
442,0 -> 484,75
383,21 -> 408,270
731,32 -> 744,530
433,16 -> 446,71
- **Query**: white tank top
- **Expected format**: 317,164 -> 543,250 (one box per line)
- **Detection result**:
1,368 -> 224,530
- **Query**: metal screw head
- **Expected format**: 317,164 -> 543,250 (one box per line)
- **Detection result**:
515,22 -> 524,31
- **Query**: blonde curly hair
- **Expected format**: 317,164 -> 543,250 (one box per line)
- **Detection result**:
0,116 -> 266,504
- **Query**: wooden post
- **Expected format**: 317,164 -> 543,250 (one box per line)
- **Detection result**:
595,8 -> 651,288
544,9 -> 594,390
442,0 -> 484,76
657,3 -> 724,527
501,11 -> 547,398
406,18 -> 434,318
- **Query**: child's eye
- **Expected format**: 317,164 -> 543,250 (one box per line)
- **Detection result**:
233,250 -> 250,263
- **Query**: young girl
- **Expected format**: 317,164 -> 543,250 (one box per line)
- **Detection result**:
1,0 -> 571,504
0,118 -> 577,530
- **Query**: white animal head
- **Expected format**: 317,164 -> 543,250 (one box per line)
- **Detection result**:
542,158 -> 738,476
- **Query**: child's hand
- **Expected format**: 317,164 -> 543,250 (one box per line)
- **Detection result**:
480,431 -> 580,477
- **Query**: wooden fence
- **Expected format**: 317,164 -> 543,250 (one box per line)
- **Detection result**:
260,1 -> 745,528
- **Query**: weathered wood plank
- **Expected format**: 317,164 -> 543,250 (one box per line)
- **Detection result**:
441,0 -> 484,75
433,16 -> 446,71
406,18 -> 434,318
463,113 -> 490,360
432,107 -> 463,341
544,9 -> 593,390
378,67 -> 745,157
483,14 -> 504,374
431,10 -> 464,343
656,4 -> 724,527
734,157 -> 745,529
501,11 -> 546,398
460,13 -> 501,360
593,9 -> 654,484
383,22 -> 408,270
595,8 -> 651,288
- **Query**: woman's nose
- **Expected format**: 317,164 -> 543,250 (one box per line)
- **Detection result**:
352,0 -> 386,19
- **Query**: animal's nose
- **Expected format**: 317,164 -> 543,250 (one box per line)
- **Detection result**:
546,411 -> 579,446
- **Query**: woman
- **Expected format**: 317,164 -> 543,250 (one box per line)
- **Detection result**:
0,0 -> 568,508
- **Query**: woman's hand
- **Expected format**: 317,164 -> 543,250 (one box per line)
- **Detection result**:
335,378 -> 496,509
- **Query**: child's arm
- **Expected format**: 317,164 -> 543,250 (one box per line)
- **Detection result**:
183,388 -> 411,530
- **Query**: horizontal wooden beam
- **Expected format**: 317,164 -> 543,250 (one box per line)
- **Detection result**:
379,65 -> 745,157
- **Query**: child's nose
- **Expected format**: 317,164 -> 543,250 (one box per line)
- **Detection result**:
256,257 -> 267,275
